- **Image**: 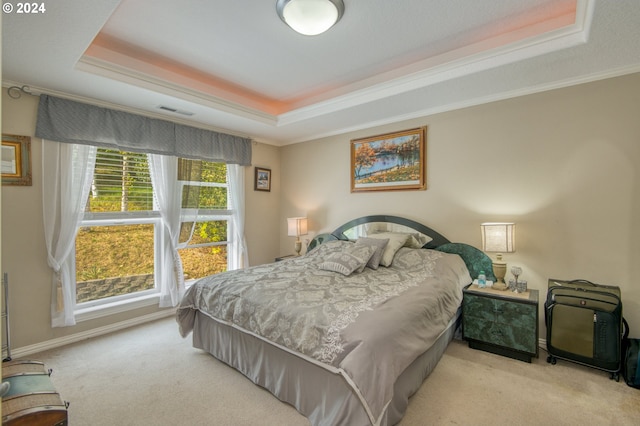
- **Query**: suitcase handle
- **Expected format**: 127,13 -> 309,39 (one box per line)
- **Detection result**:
550,278 -> 618,291
548,286 -> 622,303
566,279 -> 597,286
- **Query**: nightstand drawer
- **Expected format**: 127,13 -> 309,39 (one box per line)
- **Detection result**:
464,294 -> 536,327
463,294 -> 495,321
464,318 -> 537,353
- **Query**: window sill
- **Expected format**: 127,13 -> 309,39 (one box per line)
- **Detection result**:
75,293 -> 162,323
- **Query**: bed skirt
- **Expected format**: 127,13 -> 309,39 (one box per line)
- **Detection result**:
191,309 -> 461,426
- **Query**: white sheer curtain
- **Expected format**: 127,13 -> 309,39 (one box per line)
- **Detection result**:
148,154 -> 185,307
42,141 -> 97,327
228,164 -> 249,269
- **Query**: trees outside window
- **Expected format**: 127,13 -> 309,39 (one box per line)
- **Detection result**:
177,159 -> 230,282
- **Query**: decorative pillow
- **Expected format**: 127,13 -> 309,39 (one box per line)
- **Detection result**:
319,244 -> 377,276
354,237 -> 389,270
366,232 -> 409,266
404,233 -> 433,248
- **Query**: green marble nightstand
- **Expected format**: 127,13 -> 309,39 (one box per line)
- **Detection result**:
462,284 -> 539,363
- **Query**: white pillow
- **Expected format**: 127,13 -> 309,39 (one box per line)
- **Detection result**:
366,233 -> 409,266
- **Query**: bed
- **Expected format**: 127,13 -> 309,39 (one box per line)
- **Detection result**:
177,215 -> 494,426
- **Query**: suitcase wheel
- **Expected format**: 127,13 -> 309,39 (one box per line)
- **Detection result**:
546,355 -> 557,365
610,372 -> 620,382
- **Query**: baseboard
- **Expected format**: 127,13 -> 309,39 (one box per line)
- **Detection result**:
7,315 -> 549,360
7,308 -> 176,360
539,337 -> 548,352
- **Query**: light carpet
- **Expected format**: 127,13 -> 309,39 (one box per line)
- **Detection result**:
12,317 -> 640,425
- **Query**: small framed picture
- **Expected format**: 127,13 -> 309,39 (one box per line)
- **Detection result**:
254,167 -> 271,192
2,134 -> 32,186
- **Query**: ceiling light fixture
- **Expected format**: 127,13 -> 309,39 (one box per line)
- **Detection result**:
276,0 -> 345,36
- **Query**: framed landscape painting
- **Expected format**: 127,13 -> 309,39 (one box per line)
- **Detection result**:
351,127 -> 426,192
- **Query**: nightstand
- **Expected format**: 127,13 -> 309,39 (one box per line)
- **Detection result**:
275,254 -> 296,262
463,284 -> 539,363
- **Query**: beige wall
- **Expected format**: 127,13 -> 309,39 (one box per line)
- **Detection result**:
0,91 -> 281,349
246,141 -> 281,266
280,73 -> 640,336
2,72 -> 639,351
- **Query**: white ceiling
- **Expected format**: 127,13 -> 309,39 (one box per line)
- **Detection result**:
3,0 -> 640,146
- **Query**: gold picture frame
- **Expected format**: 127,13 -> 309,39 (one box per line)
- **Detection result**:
351,127 -> 426,192
2,134 -> 32,186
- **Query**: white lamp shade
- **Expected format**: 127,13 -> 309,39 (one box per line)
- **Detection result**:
481,222 -> 515,253
287,217 -> 308,237
277,0 -> 344,36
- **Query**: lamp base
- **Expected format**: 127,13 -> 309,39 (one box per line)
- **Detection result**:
492,261 -> 508,291
492,281 -> 508,291
294,240 -> 302,256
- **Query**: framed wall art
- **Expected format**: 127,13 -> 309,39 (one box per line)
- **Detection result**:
351,126 -> 426,192
254,167 -> 271,192
2,134 -> 32,186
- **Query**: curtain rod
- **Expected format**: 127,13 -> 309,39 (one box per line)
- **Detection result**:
7,85 -> 35,99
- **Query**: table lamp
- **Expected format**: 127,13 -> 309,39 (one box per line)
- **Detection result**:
287,217 -> 308,256
481,222 -> 515,290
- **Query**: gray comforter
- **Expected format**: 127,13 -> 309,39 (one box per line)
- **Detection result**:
177,240 -> 471,425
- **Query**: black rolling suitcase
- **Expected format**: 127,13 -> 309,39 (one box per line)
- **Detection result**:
545,278 -> 627,381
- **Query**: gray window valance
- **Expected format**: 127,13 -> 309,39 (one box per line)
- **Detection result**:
35,95 -> 252,165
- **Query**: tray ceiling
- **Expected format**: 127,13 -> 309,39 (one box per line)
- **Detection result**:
3,0 -> 640,145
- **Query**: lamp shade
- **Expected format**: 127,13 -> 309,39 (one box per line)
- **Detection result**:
481,222 -> 515,253
287,217 -> 308,237
276,0 -> 345,36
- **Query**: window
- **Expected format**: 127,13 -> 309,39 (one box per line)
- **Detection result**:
75,150 -> 233,312
177,159 -> 230,282
75,150 -> 159,309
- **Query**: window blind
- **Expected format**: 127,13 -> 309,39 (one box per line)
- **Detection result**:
87,149 -> 154,213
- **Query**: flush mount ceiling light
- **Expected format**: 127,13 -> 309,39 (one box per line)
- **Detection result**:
276,0 -> 345,36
